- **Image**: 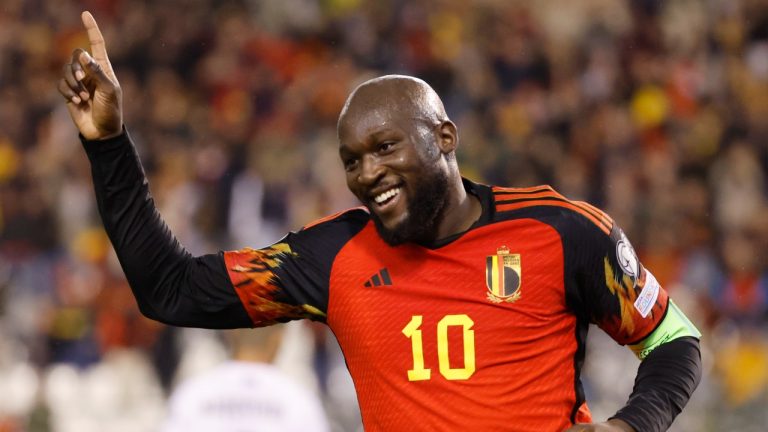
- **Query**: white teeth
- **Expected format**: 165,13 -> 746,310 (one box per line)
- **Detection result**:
374,188 -> 400,204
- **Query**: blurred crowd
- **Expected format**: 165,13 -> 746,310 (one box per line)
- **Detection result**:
1,0 -> 768,430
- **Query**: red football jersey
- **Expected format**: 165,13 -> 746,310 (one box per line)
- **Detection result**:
223,181 -> 668,431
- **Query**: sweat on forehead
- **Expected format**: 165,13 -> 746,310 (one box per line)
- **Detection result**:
337,75 -> 447,131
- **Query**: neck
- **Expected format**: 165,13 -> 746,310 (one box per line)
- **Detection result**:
435,176 -> 481,240
234,347 -> 275,364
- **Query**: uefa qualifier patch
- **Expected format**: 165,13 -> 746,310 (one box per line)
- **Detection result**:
486,246 -> 522,303
615,229 -> 640,286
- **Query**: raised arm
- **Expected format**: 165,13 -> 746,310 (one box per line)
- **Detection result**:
57,12 -> 252,328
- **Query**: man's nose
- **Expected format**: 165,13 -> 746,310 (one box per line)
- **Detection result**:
358,154 -> 385,186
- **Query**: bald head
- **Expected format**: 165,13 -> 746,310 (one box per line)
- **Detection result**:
338,75 -> 449,136
336,75 -> 472,245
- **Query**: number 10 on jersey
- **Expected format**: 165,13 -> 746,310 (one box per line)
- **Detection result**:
402,314 -> 476,381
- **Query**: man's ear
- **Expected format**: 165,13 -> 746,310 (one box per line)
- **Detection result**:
436,120 -> 458,154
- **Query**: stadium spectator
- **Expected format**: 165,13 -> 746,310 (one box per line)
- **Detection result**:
161,326 -> 329,432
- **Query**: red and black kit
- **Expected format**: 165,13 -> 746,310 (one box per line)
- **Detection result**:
83,131 -> 700,432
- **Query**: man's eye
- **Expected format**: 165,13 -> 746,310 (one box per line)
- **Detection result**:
344,158 -> 359,171
379,142 -> 395,153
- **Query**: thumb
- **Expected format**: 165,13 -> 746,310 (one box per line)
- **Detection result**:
77,49 -> 115,88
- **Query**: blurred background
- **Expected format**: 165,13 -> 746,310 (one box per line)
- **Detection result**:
1,0 -> 767,430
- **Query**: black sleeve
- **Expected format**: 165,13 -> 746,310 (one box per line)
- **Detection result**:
82,128 -> 252,328
611,336 -> 702,432
555,207 -> 700,429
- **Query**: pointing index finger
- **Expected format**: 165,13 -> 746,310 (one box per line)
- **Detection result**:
80,11 -> 115,79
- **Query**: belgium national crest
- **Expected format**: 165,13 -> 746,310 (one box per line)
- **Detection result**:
486,246 -> 521,303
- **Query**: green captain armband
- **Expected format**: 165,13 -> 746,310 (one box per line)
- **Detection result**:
629,300 -> 701,360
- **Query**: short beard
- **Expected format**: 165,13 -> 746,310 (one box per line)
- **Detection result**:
370,169 -> 450,246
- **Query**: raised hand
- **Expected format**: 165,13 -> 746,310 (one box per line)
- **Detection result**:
58,11 -> 122,140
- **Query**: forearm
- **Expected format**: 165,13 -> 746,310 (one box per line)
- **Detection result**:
611,336 -> 702,432
82,128 -> 251,328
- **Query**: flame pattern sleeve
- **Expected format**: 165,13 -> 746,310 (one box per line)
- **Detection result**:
224,243 -> 327,327
569,222 -> 669,345
222,208 -> 370,327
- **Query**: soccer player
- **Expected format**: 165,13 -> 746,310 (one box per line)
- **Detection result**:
58,12 -> 701,432
161,327 -> 330,432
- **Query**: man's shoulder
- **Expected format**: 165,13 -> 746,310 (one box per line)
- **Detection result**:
301,206 -> 371,231
282,207 -> 372,256
488,184 -> 614,236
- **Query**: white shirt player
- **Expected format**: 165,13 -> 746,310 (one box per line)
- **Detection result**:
161,361 -> 330,432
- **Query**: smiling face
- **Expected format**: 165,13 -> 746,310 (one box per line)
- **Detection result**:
338,76 -> 456,245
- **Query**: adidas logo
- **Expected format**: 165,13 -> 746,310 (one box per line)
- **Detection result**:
364,268 -> 392,287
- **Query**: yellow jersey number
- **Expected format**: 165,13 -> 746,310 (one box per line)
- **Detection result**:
402,314 -> 476,381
